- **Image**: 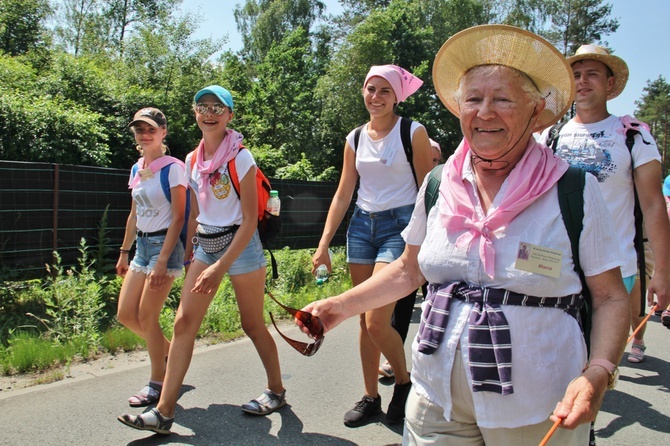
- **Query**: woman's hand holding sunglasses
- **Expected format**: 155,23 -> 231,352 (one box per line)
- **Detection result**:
298,298 -> 346,336
267,291 -> 326,357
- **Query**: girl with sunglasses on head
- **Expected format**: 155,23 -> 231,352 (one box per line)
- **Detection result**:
312,65 -> 433,427
116,107 -> 188,408
119,86 -> 285,435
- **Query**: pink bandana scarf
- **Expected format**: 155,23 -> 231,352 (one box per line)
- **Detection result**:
364,65 -> 423,103
193,129 -> 243,210
439,138 -> 569,278
128,155 -> 184,189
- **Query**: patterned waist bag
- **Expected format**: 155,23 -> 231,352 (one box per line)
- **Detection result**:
193,223 -> 239,254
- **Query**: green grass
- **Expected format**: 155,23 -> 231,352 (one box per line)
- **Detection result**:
101,326 -> 144,354
0,246 -> 352,377
4,332 -> 73,374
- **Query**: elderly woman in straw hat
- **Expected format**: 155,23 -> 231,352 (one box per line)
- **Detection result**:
300,25 -> 630,445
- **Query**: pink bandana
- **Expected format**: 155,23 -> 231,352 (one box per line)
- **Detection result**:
364,65 -> 423,103
193,129 -> 243,210
128,155 -> 184,189
439,138 -> 569,278
617,115 -> 650,134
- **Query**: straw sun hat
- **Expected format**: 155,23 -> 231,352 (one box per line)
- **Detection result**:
568,44 -> 629,100
433,24 -> 575,132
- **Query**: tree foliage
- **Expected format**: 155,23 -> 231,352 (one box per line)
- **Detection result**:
636,76 -> 670,174
0,0 -> 53,56
0,0 -> 659,184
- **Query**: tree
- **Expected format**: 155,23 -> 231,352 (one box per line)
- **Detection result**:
543,0 -> 619,56
636,76 -> 670,174
241,28 -> 322,166
234,0 -> 325,65
0,0 -> 52,56
102,0 -> 179,57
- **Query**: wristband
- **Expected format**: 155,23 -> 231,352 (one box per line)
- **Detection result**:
183,260 -> 192,267
120,249 -> 130,254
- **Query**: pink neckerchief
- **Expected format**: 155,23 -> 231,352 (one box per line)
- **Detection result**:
439,138 -> 569,278
128,155 -> 184,189
617,115 -> 650,135
193,129 -> 243,210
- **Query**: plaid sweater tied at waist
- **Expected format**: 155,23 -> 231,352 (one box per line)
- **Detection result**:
417,281 -> 583,395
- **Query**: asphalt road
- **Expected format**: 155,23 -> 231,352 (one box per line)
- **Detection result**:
0,303 -> 668,445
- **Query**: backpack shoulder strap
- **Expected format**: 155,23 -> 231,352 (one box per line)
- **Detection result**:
624,126 -> 648,317
159,165 -> 172,202
547,120 -> 568,154
400,117 -> 418,188
353,124 -> 365,152
228,147 -> 246,199
424,164 -> 444,215
557,166 -> 592,352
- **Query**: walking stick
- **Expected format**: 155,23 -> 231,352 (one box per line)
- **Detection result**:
539,418 -> 561,446
540,303 -> 659,445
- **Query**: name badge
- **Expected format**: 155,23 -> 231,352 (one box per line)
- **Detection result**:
514,242 -> 562,278
379,144 -> 398,167
138,169 -> 154,181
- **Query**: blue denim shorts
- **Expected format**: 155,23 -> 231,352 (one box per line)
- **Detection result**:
130,234 -> 184,277
346,204 -> 414,264
194,230 -> 267,276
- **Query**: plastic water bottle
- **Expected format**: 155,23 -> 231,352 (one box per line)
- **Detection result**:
315,264 -> 329,285
267,190 -> 280,216
315,249 -> 333,285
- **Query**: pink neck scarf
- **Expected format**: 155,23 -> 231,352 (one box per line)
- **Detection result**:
193,129 -> 243,209
439,138 -> 569,278
364,65 -> 423,103
128,155 -> 184,189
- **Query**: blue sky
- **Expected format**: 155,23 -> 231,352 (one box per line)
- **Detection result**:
181,0 -> 668,117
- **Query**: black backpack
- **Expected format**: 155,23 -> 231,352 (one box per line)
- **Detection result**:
547,119 -> 651,317
424,165 -> 594,352
353,117 -> 418,188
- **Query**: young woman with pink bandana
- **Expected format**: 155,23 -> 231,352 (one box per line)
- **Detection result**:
312,65 -> 433,427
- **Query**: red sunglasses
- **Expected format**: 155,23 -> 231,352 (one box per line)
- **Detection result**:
267,291 -> 325,357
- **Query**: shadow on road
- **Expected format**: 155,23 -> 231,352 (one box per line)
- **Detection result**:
125,402 -> 364,445
597,355 -> 670,440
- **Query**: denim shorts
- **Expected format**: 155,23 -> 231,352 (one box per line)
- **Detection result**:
130,234 -> 184,277
194,230 -> 267,276
346,204 -> 414,264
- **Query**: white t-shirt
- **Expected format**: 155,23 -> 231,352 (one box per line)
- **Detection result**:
401,155 -> 623,428
185,148 -> 256,227
130,163 -> 188,233
538,115 -> 661,276
345,118 -> 424,212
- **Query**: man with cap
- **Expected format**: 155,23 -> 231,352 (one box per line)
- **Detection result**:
539,45 -> 670,363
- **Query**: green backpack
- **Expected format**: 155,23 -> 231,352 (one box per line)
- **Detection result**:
424,164 -> 593,352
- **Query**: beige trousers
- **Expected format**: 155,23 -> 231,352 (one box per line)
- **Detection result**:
403,354 -> 590,446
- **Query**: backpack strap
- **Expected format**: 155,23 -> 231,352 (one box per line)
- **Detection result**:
353,124 -> 365,152
353,118 -> 417,188
400,117 -> 418,188
547,120 -> 568,154
625,128 -> 648,317
557,166 -> 591,353
159,165 -> 172,202
424,164 -> 444,215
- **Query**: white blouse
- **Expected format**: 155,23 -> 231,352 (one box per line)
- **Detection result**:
402,156 -> 623,428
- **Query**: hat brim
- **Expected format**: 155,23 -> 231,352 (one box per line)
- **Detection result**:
433,24 -> 575,132
567,53 -> 629,100
194,88 -> 234,111
129,117 -> 161,128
